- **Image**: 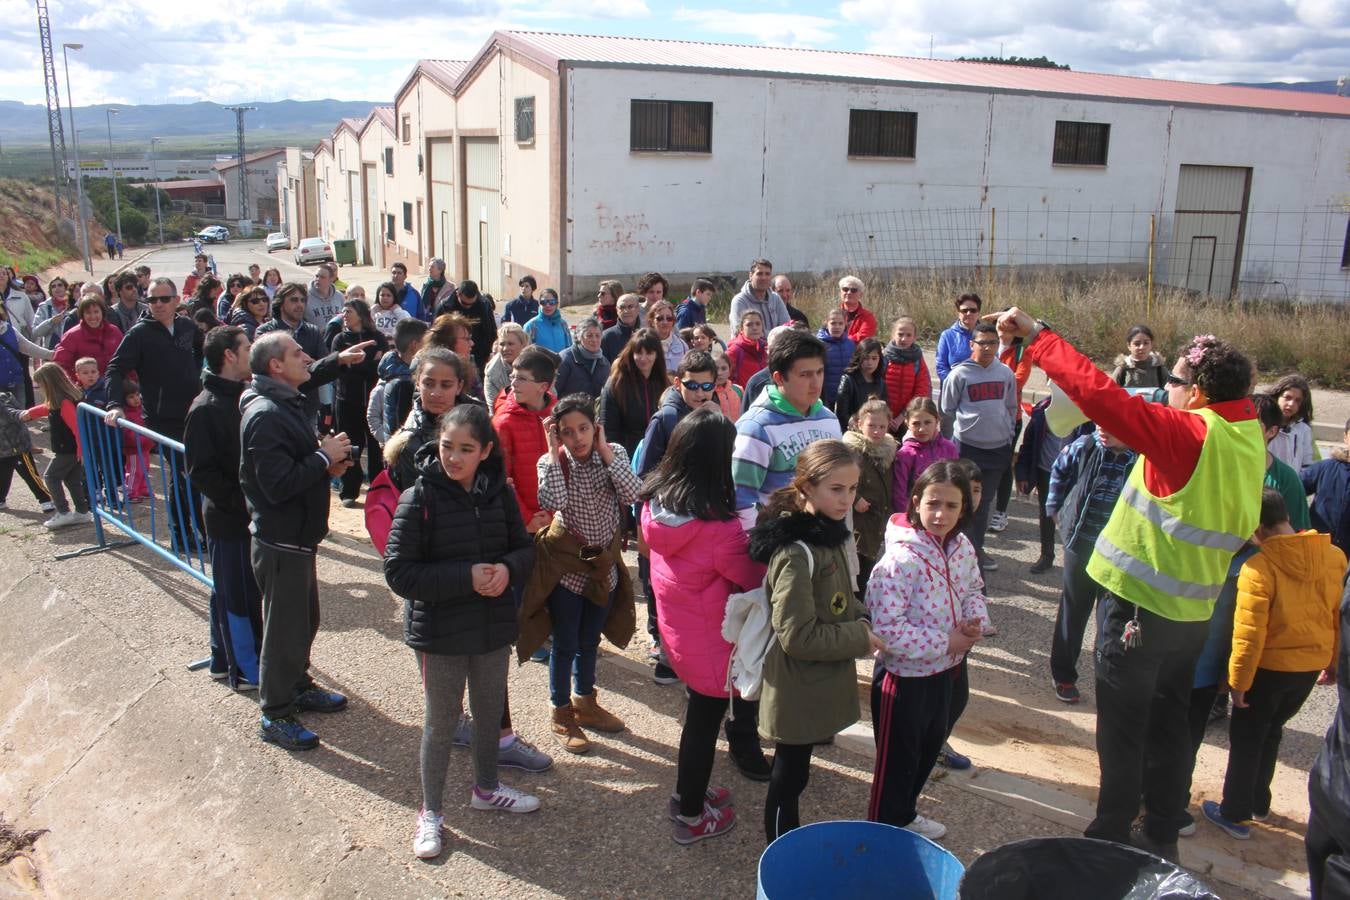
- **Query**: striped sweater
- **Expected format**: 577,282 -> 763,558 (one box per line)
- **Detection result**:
732,386 -> 842,528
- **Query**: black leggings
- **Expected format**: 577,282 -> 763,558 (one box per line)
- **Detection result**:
946,656 -> 969,737
764,742 -> 814,843
677,689 -> 758,818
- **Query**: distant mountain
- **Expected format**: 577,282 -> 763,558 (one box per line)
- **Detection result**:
0,99 -> 385,146
1224,80 -> 1340,94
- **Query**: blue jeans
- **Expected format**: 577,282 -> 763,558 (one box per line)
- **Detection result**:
548,582 -> 613,708
209,536 -> 263,686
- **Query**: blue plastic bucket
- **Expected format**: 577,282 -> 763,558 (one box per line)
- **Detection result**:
758,820 -> 964,900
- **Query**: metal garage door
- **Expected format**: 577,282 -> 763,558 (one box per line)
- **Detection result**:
1168,165 -> 1251,297
464,137 -> 501,299
348,171 -> 364,265
363,164 -> 379,266
429,139 -> 454,264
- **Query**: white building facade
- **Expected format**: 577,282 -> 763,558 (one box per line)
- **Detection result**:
280,31 -> 1350,302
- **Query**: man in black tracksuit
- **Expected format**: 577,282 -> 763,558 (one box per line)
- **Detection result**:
240,331 -> 353,751
104,277 -> 205,549
184,326 -> 262,692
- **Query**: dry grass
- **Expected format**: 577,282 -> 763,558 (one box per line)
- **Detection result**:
791,271 -> 1350,388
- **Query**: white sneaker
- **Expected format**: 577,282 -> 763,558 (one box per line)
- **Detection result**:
40,500 -> 55,512
44,512 -> 74,529
905,814 -> 947,840
412,809 -> 443,859
471,783 -> 540,814
988,511 -> 1008,533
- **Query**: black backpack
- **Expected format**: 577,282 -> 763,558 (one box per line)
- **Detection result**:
0,392 -> 31,458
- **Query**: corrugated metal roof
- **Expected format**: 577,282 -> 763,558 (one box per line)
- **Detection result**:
213,147 -> 286,171
370,106 -> 394,130
495,30 -> 1349,117
139,178 -> 224,192
423,59 -> 467,87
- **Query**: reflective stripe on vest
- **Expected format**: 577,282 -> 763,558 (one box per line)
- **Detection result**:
1087,406 -> 1264,621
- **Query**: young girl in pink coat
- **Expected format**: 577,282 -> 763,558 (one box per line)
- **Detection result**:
641,406 -> 766,845
866,458 -> 988,841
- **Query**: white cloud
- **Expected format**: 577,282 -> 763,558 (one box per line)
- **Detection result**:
672,7 -> 838,46
838,0 -> 1350,83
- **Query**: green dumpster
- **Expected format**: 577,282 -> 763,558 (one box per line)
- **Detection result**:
332,239 -> 357,265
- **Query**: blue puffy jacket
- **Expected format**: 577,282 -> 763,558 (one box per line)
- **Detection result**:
816,328 -> 855,405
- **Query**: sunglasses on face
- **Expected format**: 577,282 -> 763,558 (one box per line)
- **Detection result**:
653,315 -> 674,322
840,286 -> 860,294
540,298 -> 558,306
972,339 -> 999,348
959,306 -> 979,314
148,295 -> 176,304
681,379 -> 715,391
1166,373 -> 1191,387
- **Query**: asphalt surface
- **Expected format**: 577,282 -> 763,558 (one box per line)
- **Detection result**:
4,241 -> 1329,898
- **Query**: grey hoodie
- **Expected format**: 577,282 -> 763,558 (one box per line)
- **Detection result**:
939,357 -> 1016,450
304,281 -> 344,330
728,280 -> 789,334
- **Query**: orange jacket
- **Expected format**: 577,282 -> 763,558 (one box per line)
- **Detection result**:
1230,530 -> 1344,691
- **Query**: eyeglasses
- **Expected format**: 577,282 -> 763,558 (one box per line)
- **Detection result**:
972,339 -> 999,348
148,295 -> 177,304
1165,373 -> 1191,387
540,298 -> 559,306
653,315 -> 674,323
840,286 -> 860,293
680,379 -> 715,391
958,306 -> 980,314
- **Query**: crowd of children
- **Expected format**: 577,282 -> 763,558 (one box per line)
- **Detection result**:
4,255 -> 1348,890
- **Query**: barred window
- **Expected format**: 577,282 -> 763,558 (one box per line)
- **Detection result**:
1053,121 -> 1110,166
847,109 -> 917,159
630,100 -> 712,153
515,97 -> 535,143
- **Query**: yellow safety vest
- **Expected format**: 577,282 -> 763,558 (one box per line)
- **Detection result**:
1087,407 -> 1265,621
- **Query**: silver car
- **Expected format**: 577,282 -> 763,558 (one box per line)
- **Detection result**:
294,237 -> 333,266
265,232 -> 290,252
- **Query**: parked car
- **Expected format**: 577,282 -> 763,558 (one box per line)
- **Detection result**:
294,237 -> 334,266
265,232 -> 290,252
197,225 -> 230,244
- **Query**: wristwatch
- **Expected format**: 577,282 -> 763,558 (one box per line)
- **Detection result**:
1029,319 -> 1052,343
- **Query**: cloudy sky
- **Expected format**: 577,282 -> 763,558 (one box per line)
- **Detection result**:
3,0 -> 1346,106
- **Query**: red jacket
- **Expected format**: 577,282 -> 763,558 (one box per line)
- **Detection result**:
1027,330 -> 1258,497
883,348 -> 931,419
492,390 -> 555,526
843,303 -> 878,342
724,334 -> 766,388
999,341 -> 1036,420
53,321 -> 124,382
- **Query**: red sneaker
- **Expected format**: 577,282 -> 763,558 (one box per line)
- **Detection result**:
672,802 -> 736,845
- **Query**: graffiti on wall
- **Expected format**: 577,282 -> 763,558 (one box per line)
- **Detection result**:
588,203 -> 673,255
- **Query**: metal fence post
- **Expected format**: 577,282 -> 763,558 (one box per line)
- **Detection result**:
987,207 -> 996,295
1147,213 -> 1156,318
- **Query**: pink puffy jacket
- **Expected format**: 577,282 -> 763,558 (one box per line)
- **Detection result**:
641,502 -> 766,698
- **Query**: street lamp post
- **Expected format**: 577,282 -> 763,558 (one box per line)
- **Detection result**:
150,136 -> 165,245
61,42 -> 91,275
105,107 -> 122,249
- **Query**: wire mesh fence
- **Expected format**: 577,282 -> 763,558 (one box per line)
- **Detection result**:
835,206 -> 1350,303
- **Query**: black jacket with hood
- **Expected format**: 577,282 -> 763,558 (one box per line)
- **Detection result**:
239,374 -> 332,549
383,441 -> 533,656
105,314 -> 204,423
184,372 -> 250,539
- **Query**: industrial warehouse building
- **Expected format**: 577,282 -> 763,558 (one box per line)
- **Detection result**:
276,31 -> 1350,303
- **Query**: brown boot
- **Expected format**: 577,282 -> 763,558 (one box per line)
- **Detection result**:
572,691 -> 625,733
551,704 -> 591,754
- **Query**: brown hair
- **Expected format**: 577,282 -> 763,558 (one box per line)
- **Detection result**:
761,439 -> 860,521
906,458 -> 974,532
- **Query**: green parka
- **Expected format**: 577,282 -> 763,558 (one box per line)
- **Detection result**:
749,511 -> 871,744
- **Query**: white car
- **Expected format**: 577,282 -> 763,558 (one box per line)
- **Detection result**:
265,232 -> 290,252
197,225 -> 230,243
294,237 -> 333,266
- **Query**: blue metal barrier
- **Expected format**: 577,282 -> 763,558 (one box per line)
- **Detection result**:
59,402 -> 213,589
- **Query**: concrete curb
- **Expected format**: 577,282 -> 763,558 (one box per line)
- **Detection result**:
599,649 -> 1305,900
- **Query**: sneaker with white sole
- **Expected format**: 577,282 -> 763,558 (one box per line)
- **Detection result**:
44,511 -> 75,529
988,511 -> 1009,533
498,736 -> 554,773
672,802 -> 736,845
905,814 -> 947,840
471,783 -> 540,814
668,786 -> 733,821
413,809 -> 444,859
40,501 -> 56,512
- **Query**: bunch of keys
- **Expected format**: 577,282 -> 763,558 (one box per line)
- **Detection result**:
1121,609 -> 1143,650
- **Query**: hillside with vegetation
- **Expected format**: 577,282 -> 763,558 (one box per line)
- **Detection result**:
0,179 -> 102,275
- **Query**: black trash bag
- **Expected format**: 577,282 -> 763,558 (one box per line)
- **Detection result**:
959,837 -> 1221,900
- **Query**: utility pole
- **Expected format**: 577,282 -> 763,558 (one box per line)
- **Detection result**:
105,107 -> 122,247
150,136 -> 164,245
224,105 -> 255,229
35,0 -> 69,221
62,42 -> 91,275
